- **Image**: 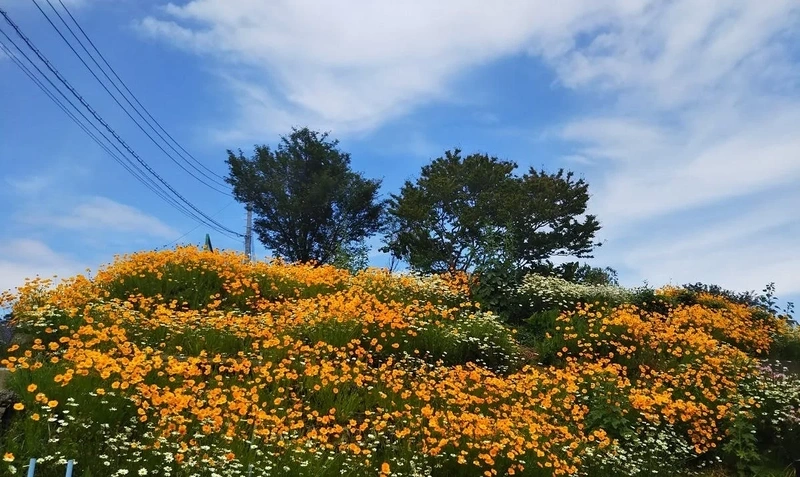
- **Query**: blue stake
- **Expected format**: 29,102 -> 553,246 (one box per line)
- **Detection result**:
65,460 -> 74,477
26,458 -> 36,477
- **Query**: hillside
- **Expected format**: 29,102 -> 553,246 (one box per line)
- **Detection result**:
1,247 -> 799,476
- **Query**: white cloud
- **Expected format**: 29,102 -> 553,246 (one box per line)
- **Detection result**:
136,0 -> 800,297
567,103 -> 800,233
0,195 -> 177,292
541,2 -> 800,296
615,234 -> 800,297
0,239 -> 86,293
35,196 -> 179,239
137,0 -> 647,137
559,155 -> 594,167
4,166 -> 91,197
4,175 -> 55,195
135,0 -> 799,135
546,0 -> 799,106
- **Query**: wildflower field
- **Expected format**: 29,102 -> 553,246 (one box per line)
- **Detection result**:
1,247 -> 799,476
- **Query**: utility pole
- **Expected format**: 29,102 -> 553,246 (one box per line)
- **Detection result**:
244,206 -> 253,261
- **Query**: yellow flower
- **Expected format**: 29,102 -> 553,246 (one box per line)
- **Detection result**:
27,384 -> 37,393
12,403 -> 24,411
31,413 -> 40,421
47,400 -> 58,408
381,462 -> 391,474
2,452 -> 13,462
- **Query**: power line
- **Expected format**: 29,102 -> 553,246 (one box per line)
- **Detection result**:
56,0 -> 228,185
161,201 -> 237,249
0,24 -> 234,238
50,0 -> 231,191
0,7 -> 243,238
0,26 -> 205,227
32,0 -> 231,196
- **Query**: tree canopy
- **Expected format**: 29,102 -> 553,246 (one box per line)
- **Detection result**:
226,127 -> 384,264
382,149 -> 601,274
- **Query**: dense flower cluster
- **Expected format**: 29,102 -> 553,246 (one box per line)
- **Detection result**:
1,248 -> 567,477
740,361 -> 800,460
515,274 -> 640,310
534,293 -> 796,475
1,247 -> 797,476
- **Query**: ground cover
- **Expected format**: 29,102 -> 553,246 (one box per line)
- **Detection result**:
1,247 -> 798,476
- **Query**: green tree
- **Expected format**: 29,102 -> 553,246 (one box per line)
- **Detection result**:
331,240 -> 371,274
531,261 -> 619,286
383,149 -> 601,274
506,169 -> 602,270
226,127 -> 384,264
381,149 -> 516,273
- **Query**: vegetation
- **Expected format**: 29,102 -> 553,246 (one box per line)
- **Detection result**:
225,127 -> 384,264
382,149 -> 600,275
1,247 -> 799,477
225,130 -> 602,290
2,128 -> 797,476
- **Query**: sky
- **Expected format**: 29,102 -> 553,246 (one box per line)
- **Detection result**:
1,0 -> 799,309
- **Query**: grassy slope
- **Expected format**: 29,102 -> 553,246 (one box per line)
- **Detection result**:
1,247 -> 798,477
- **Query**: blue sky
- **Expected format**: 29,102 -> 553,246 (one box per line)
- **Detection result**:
1,0 -> 799,309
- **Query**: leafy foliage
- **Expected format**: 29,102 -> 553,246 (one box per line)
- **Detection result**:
382,149 -> 516,273
383,149 -> 601,275
226,127 -> 384,264
505,168 -> 601,269
330,239 -> 371,274
2,248 -> 799,476
531,261 -> 619,286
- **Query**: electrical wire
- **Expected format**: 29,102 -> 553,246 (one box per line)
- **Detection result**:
32,0 -> 232,196
161,201 -> 237,249
0,24 -> 235,239
0,7 -> 243,238
0,26 -> 204,227
56,0 -> 229,185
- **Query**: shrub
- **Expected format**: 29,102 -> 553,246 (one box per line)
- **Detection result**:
770,323 -> 800,361
580,422 -> 697,476
0,248 -> 533,477
739,362 -> 800,464
515,273 -> 636,314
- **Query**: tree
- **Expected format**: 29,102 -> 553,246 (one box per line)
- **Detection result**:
330,239 -> 371,274
381,149 -> 516,273
532,261 -> 619,286
226,127 -> 384,264
383,149 -> 601,274
506,169 -> 601,270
